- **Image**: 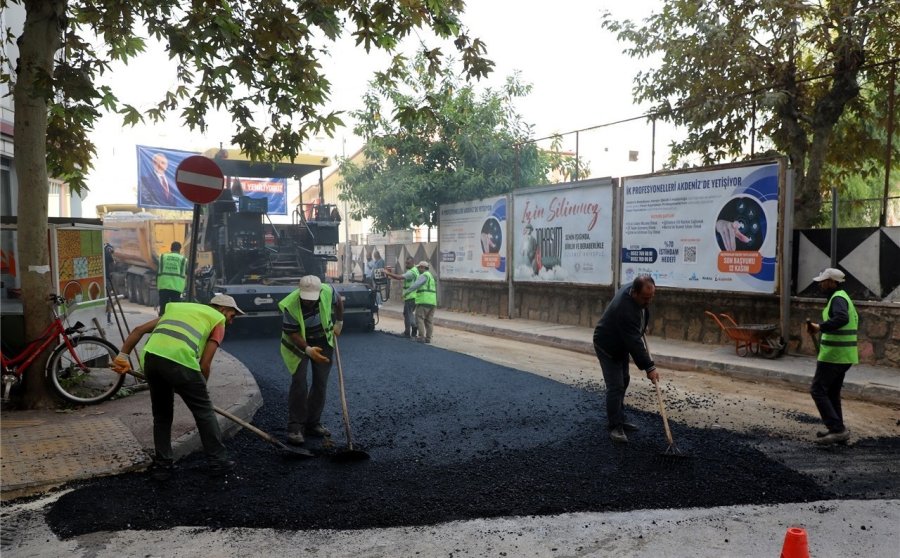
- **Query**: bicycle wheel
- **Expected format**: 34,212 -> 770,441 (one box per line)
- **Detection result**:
47,335 -> 125,404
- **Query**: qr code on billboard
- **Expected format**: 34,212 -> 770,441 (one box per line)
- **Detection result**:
684,246 -> 697,263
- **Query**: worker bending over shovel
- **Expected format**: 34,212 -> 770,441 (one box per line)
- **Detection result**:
111,294 -> 245,481
592,275 -> 659,444
279,275 -> 344,446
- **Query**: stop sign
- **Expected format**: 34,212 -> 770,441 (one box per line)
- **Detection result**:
175,156 -> 225,204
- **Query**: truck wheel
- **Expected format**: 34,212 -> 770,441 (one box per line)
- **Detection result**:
134,276 -> 143,305
141,280 -> 152,308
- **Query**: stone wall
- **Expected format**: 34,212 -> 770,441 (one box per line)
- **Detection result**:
440,280 -> 900,368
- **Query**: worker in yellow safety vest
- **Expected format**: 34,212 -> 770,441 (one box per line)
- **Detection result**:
111,294 -> 245,481
157,241 -> 187,315
278,275 -> 344,446
403,261 -> 436,344
806,268 -> 858,446
384,256 -> 419,338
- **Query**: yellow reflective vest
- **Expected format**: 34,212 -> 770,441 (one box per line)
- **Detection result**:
819,290 -> 859,364
278,285 -> 334,374
414,270 -> 437,306
403,266 -> 420,301
142,303 -> 225,371
157,252 -> 187,293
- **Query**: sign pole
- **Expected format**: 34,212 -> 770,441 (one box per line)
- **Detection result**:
173,154 -> 225,302
185,203 -> 202,301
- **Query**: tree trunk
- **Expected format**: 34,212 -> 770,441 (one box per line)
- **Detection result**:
13,0 -> 66,409
773,64 -> 814,228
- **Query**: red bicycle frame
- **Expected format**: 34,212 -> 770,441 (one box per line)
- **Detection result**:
1,299 -> 85,381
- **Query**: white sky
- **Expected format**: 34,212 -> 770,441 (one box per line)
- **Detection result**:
81,0 -> 674,217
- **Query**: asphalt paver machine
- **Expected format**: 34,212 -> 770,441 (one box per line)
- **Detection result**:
192,149 -> 377,330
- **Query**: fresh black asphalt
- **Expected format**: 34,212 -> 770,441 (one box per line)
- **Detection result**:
46,330 -> 899,537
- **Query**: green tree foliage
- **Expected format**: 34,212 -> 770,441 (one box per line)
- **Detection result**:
601,0 -> 900,227
337,59 -> 583,232
2,0 -> 492,408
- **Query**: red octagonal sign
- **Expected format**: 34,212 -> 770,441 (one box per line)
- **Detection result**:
175,155 -> 225,204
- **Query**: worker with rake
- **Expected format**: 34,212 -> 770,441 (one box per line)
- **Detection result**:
592,275 -> 659,444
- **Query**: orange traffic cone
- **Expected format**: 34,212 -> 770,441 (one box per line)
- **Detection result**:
780,526 -> 810,558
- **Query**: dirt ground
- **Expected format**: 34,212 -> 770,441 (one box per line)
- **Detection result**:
413,314 -> 900,442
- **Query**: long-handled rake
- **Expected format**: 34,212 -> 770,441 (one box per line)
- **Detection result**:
644,335 -> 690,461
652,379 -> 688,459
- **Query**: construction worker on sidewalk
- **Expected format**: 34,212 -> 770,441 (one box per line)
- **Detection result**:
806,268 -> 858,445
110,294 -> 245,480
384,256 -> 419,338
403,261 -> 436,343
279,275 -> 344,446
157,241 -> 187,315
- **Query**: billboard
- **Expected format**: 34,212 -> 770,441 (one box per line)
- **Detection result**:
620,161 -> 781,293
439,196 -> 507,281
512,178 -> 614,285
228,177 -> 288,215
137,146 -> 289,213
136,145 -> 197,210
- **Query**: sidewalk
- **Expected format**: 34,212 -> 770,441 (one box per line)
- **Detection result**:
377,298 -> 900,406
2,298 -> 897,501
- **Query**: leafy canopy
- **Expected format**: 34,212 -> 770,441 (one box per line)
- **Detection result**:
337,56 -> 582,232
601,0 -> 900,226
2,0 -> 492,408
2,0 -> 494,194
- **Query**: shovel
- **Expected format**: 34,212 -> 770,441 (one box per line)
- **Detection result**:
127,370 -> 313,460
213,406 -> 314,460
331,337 -> 370,462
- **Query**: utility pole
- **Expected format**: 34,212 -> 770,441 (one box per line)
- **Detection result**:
342,138 -> 352,282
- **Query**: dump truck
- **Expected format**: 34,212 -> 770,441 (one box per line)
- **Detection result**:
102,211 -> 190,308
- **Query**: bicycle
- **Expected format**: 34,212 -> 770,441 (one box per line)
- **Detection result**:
1,294 -> 124,405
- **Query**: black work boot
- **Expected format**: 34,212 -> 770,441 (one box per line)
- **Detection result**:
304,423 -> 331,438
609,426 -> 628,444
207,459 -> 235,477
149,461 -> 174,482
815,429 -> 850,445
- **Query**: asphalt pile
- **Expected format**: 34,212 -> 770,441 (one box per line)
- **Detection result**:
48,332 -> 897,538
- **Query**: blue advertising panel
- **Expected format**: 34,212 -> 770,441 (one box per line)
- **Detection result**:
137,146 -> 289,214
229,177 -> 288,215
136,145 -> 197,210
620,161 -> 781,293
438,196 -> 507,281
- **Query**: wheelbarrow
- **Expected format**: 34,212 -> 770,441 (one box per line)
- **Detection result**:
705,311 -> 785,359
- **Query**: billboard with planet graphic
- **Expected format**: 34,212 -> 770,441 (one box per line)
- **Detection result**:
620,161 -> 782,293
439,196 -> 507,281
